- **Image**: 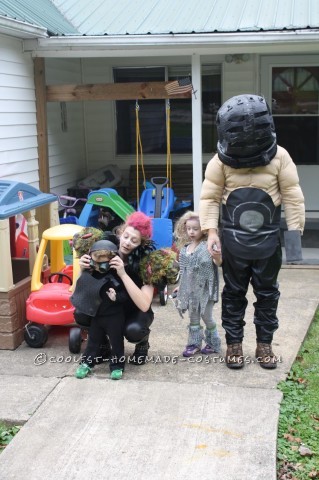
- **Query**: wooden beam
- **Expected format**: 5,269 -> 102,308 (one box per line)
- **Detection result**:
34,57 -> 49,192
46,82 -> 192,102
34,57 -> 51,234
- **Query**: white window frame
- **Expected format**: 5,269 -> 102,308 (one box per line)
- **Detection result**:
260,55 -> 319,104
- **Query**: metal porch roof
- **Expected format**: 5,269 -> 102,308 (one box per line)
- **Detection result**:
0,0 -> 77,35
0,0 -> 319,37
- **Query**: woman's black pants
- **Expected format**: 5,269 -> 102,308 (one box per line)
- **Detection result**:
124,309 -> 154,344
221,244 -> 282,345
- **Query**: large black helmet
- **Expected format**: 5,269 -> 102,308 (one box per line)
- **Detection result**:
216,94 -> 277,168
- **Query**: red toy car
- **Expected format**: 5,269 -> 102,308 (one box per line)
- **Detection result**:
24,223 -> 83,348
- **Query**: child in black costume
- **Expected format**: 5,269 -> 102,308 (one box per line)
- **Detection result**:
199,94 -> 305,369
71,238 -> 129,380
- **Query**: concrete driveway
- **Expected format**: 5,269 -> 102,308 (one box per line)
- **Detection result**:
0,267 -> 318,480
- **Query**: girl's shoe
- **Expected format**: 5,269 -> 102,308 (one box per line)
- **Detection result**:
110,369 -> 123,380
75,363 -> 92,379
182,345 -> 201,357
201,344 -> 218,355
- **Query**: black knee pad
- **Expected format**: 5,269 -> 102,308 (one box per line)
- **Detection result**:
125,322 -> 150,344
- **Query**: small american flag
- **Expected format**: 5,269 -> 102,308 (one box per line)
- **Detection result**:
165,77 -> 193,96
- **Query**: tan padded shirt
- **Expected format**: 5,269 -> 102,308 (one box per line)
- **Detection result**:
199,145 -> 305,233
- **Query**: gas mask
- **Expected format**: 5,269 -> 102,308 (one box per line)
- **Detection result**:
88,239 -> 118,273
89,259 -> 111,273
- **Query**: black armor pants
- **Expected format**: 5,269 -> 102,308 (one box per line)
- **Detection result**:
81,308 -> 125,372
221,243 -> 282,344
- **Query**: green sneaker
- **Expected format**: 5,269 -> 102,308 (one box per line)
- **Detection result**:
75,363 -> 92,379
110,369 -> 123,380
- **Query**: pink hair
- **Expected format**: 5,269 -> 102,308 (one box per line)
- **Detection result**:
125,211 -> 152,240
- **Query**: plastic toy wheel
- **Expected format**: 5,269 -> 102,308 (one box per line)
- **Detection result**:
159,284 -> 168,306
69,327 -> 82,354
24,324 -> 48,348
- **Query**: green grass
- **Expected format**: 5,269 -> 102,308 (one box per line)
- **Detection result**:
0,422 -> 22,452
277,309 -> 319,479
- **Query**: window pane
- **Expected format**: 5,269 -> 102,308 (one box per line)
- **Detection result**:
114,66 -> 221,155
274,116 -> 319,165
272,67 -> 319,114
169,71 -> 221,154
117,100 -> 166,154
114,67 -> 166,154
169,99 -> 192,153
272,66 -> 319,165
202,73 -> 221,153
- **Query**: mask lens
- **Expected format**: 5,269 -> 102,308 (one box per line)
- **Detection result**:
89,259 -> 110,272
97,262 -> 110,273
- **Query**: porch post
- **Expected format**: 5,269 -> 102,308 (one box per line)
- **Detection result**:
191,53 -> 202,210
34,57 -> 51,235
34,57 -> 49,193
24,209 -> 39,275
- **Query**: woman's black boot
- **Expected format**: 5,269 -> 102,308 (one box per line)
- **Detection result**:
130,340 -> 150,365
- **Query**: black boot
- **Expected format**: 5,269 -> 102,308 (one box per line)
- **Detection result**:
129,340 -> 150,366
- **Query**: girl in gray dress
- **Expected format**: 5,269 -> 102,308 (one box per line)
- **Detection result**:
173,211 -> 222,357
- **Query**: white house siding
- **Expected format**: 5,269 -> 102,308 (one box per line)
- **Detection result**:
0,35 -> 39,187
45,58 -> 86,195
81,59 -> 115,177
222,55 -> 258,102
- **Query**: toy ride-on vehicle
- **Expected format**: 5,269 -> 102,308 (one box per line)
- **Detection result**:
139,177 -> 175,305
24,223 -> 83,348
